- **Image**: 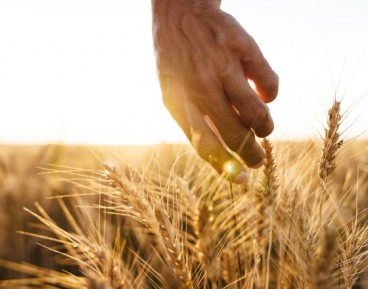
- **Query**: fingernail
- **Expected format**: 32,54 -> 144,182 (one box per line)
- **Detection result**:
232,170 -> 247,184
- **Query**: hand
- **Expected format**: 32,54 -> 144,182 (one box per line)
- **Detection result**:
152,0 -> 279,183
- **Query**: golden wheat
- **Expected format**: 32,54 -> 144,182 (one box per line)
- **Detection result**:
0,98 -> 368,289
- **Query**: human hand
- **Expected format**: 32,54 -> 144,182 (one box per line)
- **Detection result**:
152,0 -> 279,183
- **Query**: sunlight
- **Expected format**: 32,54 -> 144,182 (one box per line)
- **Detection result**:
0,0 -> 367,145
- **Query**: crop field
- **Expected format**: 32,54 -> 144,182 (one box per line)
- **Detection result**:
0,100 -> 368,289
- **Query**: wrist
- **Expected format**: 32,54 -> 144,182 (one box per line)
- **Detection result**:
152,0 -> 221,17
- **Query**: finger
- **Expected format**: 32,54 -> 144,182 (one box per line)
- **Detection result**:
205,99 -> 265,168
222,72 -> 274,138
237,34 -> 279,103
161,85 -> 248,183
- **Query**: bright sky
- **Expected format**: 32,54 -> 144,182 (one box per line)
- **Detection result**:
0,0 -> 367,145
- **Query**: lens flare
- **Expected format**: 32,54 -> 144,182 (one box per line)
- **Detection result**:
223,160 -> 247,184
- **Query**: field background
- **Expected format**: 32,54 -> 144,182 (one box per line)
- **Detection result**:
0,143 -> 190,279
0,139 -> 368,288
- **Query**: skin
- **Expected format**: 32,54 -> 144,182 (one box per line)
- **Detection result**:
151,0 -> 279,183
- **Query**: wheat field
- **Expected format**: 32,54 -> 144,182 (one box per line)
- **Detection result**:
0,100 -> 368,289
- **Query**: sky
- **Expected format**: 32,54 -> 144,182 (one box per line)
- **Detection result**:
0,0 -> 367,145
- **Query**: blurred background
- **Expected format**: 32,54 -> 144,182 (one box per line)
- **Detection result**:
0,0 -> 367,145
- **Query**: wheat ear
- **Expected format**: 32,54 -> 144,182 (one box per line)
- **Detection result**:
193,199 -> 221,286
337,217 -> 368,289
104,163 -> 194,289
319,99 -> 343,184
316,99 -> 343,231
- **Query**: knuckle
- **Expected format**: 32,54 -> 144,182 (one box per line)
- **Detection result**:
234,35 -> 258,61
255,106 -> 271,123
239,105 -> 274,138
245,106 -> 270,127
